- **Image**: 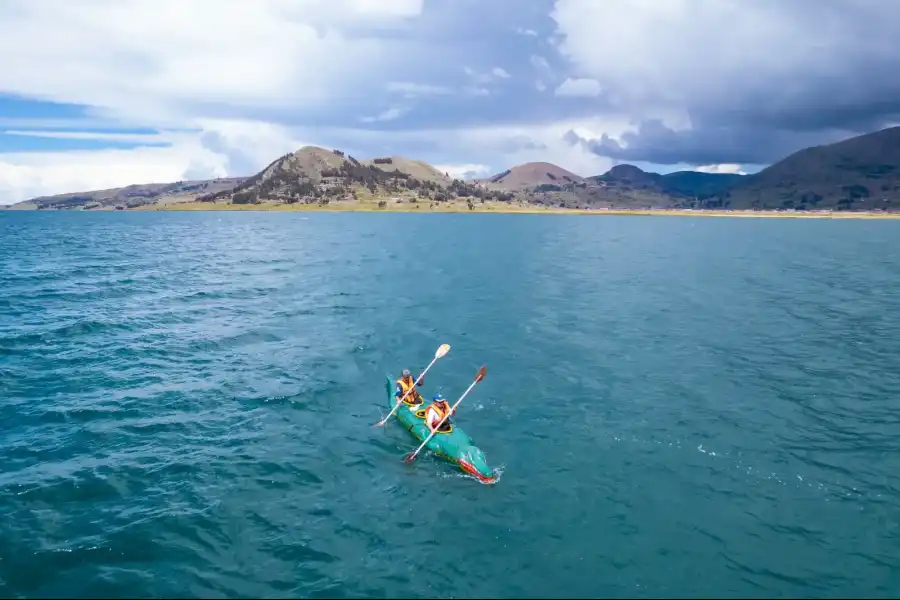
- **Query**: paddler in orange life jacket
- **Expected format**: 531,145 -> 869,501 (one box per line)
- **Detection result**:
395,369 -> 424,406
425,393 -> 454,432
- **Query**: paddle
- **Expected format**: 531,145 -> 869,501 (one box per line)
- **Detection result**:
403,365 -> 486,464
373,343 -> 451,427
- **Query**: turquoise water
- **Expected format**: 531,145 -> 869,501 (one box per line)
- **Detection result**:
2,211 -> 900,598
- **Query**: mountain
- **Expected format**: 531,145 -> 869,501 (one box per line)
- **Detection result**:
7,126 -> 900,212
8,178 -> 245,210
3,147 -> 509,210
710,126 -> 900,210
477,162 -> 583,189
503,126 -> 900,210
196,146 -> 505,206
655,170 -> 744,197
517,163 -> 745,209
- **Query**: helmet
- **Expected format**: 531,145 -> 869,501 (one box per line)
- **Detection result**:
402,369 -> 411,377
433,393 -> 444,401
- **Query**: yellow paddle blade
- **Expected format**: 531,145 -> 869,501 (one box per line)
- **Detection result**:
435,343 -> 451,358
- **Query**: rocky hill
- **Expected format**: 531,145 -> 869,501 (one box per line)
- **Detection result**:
196,146 -> 515,206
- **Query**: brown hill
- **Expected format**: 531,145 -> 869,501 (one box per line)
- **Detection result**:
361,156 -> 452,185
479,162 -> 584,189
198,147 -> 508,205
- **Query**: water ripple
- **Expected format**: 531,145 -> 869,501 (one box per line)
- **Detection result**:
2,212 -> 900,598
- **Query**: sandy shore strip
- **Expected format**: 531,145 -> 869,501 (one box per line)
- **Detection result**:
132,200 -> 900,219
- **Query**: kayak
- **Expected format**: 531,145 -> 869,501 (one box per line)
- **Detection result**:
384,375 -> 497,484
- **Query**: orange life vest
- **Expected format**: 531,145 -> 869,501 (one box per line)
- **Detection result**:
426,400 -> 453,426
397,376 -> 422,404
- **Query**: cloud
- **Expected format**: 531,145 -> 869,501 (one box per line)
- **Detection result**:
567,118 -> 856,165
463,65 -> 512,88
0,119 -> 312,203
433,163 -> 492,180
3,130 -> 169,145
530,55 -> 551,71
529,54 -> 558,95
0,143 -> 226,203
360,107 -> 408,123
554,78 -> 602,98
4,0 -> 900,202
695,164 -> 746,175
400,118 -> 626,177
550,0 -> 900,163
386,82 -> 451,97
0,0 -> 426,121
192,118 -> 311,177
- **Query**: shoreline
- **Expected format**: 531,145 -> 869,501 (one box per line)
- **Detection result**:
129,200 -> 900,219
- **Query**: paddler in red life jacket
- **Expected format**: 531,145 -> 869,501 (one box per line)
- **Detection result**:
425,393 -> 454,432
396,369 -> 424,406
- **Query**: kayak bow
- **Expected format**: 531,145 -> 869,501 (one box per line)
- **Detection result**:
384,375 -> 497,484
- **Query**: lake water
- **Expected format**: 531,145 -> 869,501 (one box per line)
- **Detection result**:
2,211 -> 900,598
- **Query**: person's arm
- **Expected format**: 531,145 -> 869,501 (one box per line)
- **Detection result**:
395,384 -> 404,398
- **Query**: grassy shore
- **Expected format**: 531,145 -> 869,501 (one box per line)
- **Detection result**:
133,199 -> 900,219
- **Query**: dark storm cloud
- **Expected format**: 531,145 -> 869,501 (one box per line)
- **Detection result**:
551,0 -> 900,165
583,85 -> 900,167
571,120 -> 859,166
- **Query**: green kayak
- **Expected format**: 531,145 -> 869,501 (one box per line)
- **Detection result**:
384,375 -> 497,484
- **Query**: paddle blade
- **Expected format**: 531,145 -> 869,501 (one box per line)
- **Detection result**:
475,365 -> 487,382
402,452 -> 417,464
435,343 -> 451,359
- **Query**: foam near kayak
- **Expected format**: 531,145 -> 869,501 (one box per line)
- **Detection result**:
384,375 -> 497,484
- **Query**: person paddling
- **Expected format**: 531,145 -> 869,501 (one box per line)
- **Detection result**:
395,369 -> 425,406
424,393 -> 454,432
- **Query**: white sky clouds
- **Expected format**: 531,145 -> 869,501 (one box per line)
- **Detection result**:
2,0 -> 900,202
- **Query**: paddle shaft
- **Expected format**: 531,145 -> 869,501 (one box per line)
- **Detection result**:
379,358 -> 436,425
405,377 -> 480,462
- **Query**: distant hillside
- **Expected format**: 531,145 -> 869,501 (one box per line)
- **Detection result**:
709,126 -> 900,211
477,162 -> 583,189
9,126 -> 900,212
9,178 -> 245,210
360,156 -> 451,185
655,170 -> 744,197
520,163 -> 746,209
